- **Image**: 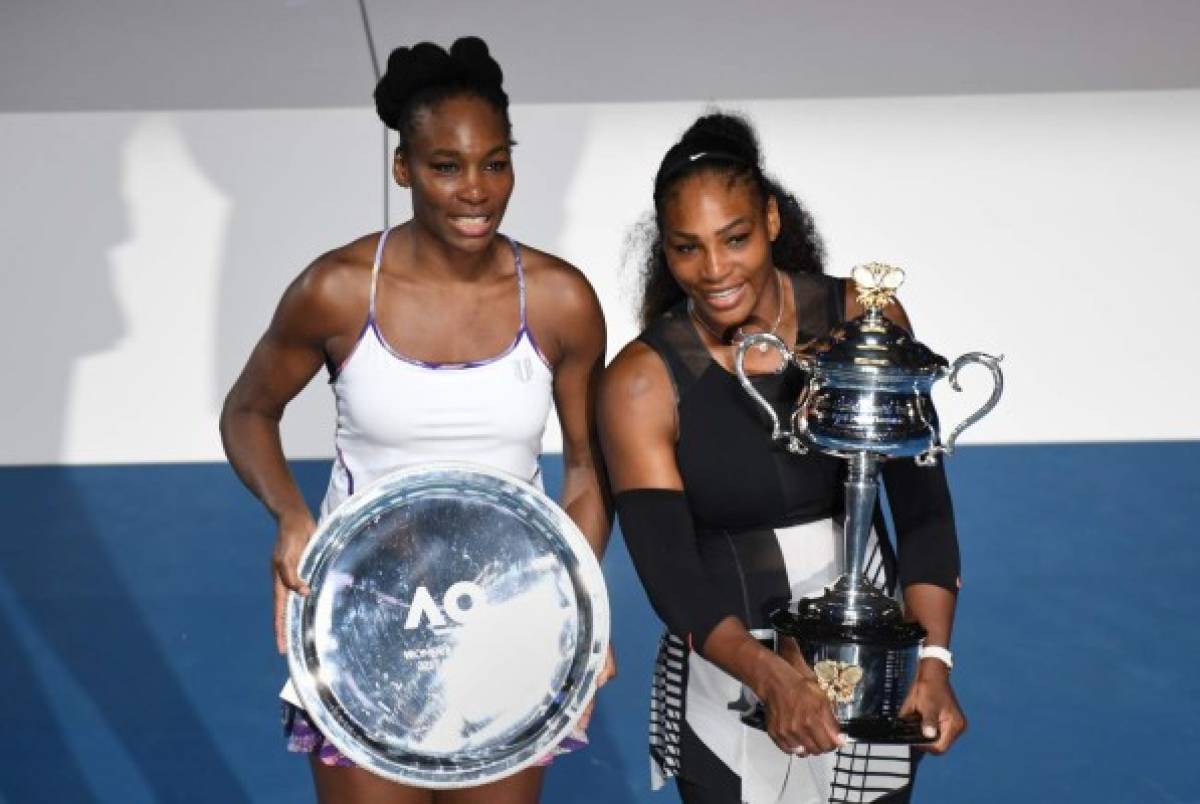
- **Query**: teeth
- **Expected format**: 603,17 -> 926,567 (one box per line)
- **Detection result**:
707,287 -> 740,299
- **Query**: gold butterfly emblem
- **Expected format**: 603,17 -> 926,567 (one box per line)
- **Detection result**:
814,659 -> 864,704
851,262 -> 906,312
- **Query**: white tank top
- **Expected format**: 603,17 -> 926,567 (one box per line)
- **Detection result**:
318,228 -> 554,519
282,230 -> 554,708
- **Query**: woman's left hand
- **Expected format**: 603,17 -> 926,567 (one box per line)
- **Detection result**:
578,645 -> 617,731
899,660 -> 967,754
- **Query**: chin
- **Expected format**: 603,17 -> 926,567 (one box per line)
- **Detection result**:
455,235 -> 496,253
705,302 -> 754,328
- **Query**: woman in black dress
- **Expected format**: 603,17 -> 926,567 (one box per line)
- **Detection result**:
598,113 -> 965,803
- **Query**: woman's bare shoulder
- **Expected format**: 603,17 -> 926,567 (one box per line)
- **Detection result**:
517,242 -> 606,365
302,233 -> 378,298
517,242 -> 597,309
598,339 -> 681,486
600,339 -> 673,418
272,233 -> 379,337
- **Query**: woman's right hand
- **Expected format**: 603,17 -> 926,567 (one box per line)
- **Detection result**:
272,511 -> 316,655
757,650 -> 845,757
217,250 -> 360,656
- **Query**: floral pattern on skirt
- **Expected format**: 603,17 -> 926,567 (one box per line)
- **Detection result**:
282,702 -> 588,769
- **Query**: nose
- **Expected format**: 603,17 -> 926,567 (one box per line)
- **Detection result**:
458,167 -> 488,206
700,249 -> 730,283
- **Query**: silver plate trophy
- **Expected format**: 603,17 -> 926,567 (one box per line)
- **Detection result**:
285,463 -> 610,787
734,263 -> 1003,743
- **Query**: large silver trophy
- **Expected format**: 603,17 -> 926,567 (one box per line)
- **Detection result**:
286,463 -> 609,787
734,263 -> 1003,743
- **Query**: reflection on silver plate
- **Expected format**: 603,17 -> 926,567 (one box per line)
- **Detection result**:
286,463 -> 609,788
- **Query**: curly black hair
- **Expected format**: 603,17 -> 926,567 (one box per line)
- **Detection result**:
635,112 -> 825,327
374,36 -> 511,147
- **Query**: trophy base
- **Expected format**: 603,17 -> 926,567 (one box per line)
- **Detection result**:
740,706 -> 934,745
842,714 -> 934,744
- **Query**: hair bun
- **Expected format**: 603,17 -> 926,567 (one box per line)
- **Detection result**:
449,36 -> 504,89
375,43 -> 452,129
375,36 -> 507,131
681,113 -> 761,166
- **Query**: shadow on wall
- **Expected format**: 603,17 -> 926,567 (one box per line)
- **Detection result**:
202,107 -> 381,459
0,115 -> 126,463
0,119 -> 250,801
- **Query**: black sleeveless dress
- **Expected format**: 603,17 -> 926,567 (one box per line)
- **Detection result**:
638,272 -> 951,803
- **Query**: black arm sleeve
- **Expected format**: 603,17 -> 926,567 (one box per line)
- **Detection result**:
615,489 -> 744,648
880,456 -> 961,593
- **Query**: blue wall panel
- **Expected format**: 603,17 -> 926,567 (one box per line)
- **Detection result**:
1,443 -> 1198,803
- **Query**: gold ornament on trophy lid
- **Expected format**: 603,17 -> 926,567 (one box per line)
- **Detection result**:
851,262 -> 906,312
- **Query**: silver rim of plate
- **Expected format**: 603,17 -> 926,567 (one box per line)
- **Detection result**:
285,462 -> 610,788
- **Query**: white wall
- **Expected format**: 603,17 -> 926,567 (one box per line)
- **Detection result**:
2,89 -> 1197,465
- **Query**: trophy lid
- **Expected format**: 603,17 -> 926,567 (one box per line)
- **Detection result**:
803,264 -> 948,378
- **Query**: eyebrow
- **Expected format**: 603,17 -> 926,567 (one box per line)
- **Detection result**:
669,216 -> 751,240
428,145 -> 511,159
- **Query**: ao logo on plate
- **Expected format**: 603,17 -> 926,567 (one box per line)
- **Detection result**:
403,581 -> 487,630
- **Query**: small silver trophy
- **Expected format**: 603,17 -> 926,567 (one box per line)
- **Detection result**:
734,263 -> 1003,743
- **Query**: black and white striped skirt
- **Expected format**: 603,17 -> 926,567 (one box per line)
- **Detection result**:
649,517 -> 914,803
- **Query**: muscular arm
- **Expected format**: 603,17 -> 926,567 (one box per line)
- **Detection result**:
599,345 -> 762,680
884,457 -> 960,643
527,256 -> 615,706
599,344 -> 717,624
220,261 -> 345,525
533,261 -> 612,558
599,343 -> 843,754
221,286 -> 322,526
883,448 -> 964,749
885,454 -> 963,736
891,468 -> 967,751
220,253 -> 365,651
551,286 -> 612,559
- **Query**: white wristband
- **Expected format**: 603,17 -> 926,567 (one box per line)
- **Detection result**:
918,645 -> 954,670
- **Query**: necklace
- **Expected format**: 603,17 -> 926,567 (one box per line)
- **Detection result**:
688,269 -> 786,353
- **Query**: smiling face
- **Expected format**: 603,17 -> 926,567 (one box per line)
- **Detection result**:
660,170 -> 781,334
394,94 -> 514,253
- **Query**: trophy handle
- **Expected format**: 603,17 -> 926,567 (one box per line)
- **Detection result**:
916,352 -> 1004,466
734,333 -> 807,454
791,377 -> 817,442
